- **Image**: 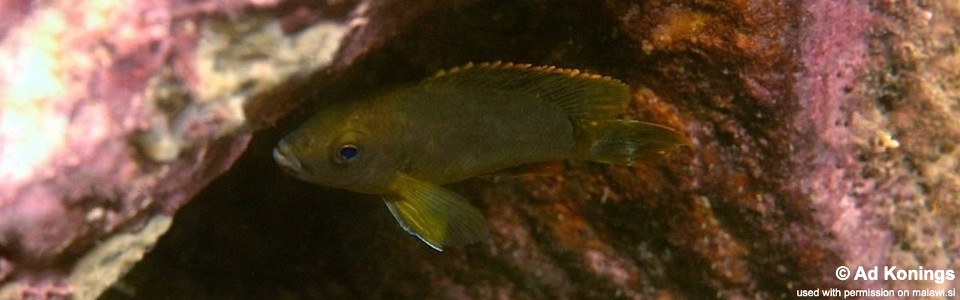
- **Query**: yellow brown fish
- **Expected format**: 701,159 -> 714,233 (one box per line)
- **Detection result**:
273,62 -> 690,251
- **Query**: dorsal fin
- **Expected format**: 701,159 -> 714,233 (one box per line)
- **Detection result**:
420,61 -> 630,120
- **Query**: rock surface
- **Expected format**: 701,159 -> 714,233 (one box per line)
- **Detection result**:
1,0 -> 957,299
0,0 -> 345,299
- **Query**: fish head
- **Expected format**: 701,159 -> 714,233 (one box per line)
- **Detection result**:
273,107 -> 398,194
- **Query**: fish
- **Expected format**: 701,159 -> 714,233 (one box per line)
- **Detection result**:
273,61 -> 690,251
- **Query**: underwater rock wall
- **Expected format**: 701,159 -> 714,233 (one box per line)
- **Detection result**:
1,0 -> 958,299
0,0 -> 347,298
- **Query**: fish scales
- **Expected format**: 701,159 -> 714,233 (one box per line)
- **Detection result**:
377,87 -> 576,184
273,61 -> 691,251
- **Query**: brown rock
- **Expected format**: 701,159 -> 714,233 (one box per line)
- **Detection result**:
2,0 -> 957,299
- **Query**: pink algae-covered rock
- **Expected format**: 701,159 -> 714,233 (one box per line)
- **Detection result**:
0,0 -> 345,298
109,0 -> 960,299
2,0 -> 959,299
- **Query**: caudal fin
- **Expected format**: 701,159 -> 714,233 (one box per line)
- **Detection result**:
579,120 -> 691,165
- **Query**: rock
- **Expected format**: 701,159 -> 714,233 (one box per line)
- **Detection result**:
2,0 -> 958,299
0,0 -> 346,299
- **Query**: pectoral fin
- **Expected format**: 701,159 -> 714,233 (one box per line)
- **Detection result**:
383,173 -> 488,251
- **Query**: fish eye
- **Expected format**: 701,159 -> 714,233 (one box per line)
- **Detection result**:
336,144 -> 359,163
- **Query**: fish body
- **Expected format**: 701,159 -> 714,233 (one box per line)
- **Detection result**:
274,62 -> 689,251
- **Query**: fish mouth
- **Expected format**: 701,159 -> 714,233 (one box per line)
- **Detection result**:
273,143 -> 303,174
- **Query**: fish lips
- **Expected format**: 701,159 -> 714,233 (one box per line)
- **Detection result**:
273,142 -> 303,175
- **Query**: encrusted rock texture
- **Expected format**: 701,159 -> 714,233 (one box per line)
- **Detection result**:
1,0 -> 957,299
0,0 -> 346,298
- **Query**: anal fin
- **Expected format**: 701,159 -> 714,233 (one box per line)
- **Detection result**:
384,173 -> 488,251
